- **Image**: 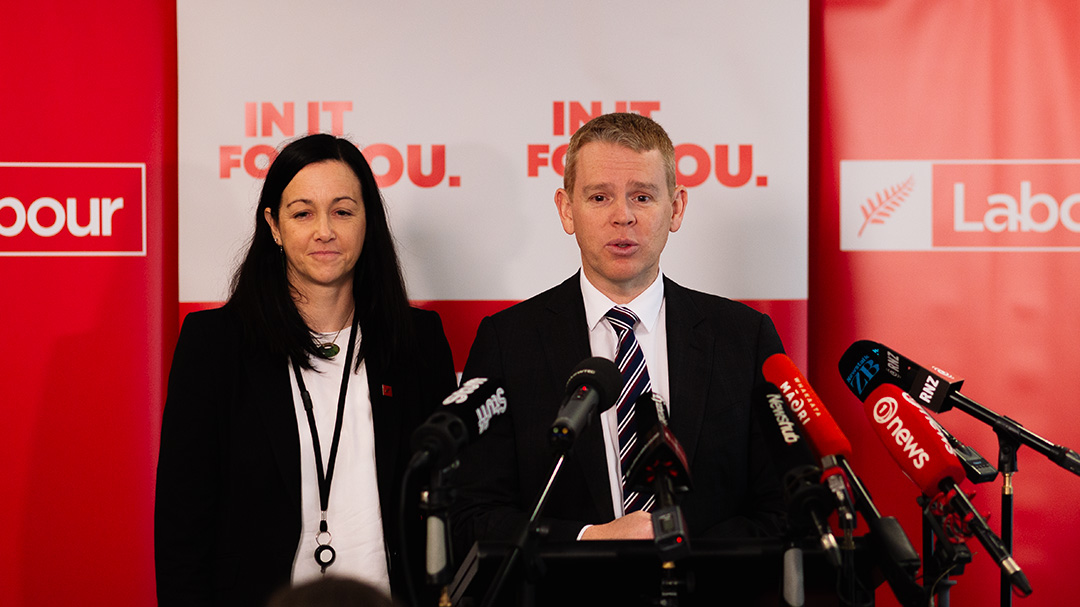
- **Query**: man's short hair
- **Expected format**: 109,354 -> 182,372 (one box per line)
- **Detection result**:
562,112 -> 677,196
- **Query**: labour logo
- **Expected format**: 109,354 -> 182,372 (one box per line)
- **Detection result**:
841,159 -> 1080,251
0,163 -> 146,257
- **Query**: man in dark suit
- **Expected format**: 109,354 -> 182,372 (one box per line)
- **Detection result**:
451,113 -> 785,553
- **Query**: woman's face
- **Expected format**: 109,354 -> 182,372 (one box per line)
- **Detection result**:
264,160 -> 366,297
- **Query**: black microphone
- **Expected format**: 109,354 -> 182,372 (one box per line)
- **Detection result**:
634,388 -> 666,438
752,382 -> 840,567
625,391 -> 692,560
550,357 -> 622,450
626,391 -> 692,499
840,339 -> 1080,476
410,377 -> 507,469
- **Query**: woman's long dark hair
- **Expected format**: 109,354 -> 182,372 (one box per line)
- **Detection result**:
228,134 -> 413,372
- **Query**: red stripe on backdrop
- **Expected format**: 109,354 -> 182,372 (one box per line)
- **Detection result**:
0,3 -> 177,606
411,300 -> 518,372
741,300 -> 808,373
417,299 -> 806,374
183,300 -> 807,375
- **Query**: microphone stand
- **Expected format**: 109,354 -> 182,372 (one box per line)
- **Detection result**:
918,493 -> 971,607
781,466 -> 841,607
649,475 -> 691,607
941,391 -> 1079,606
479,453 -> 566,607
626,416 -> 693,607
420,465 -> 455,607
995,427 -> 1019,607
832,457 -> 926,607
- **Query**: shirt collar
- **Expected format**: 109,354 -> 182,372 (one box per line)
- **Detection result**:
580,270 -> 665,333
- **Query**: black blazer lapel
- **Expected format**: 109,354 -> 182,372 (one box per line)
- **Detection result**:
664,277 -> 711,468
245,352 -> 302,509
366,360 -> 403,509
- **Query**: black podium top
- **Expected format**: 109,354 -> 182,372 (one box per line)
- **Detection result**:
449,538 -> 844,606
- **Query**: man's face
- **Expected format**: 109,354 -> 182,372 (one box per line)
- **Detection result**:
555,141 -> 687,303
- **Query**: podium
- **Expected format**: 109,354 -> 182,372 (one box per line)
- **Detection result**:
449,539 -> 844,606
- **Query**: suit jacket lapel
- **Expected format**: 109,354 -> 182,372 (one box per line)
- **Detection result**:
664,277 -> 710,468
247,347 -> 401,524
366,358 -> 402,506
539,274 -> 615,522
246,351 -> 303,508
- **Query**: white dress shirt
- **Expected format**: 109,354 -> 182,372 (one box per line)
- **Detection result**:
579,270 -> 670,521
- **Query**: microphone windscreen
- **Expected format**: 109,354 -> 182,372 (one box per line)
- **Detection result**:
862,383 -> 965,496
763,353 -> 853,460
437,377 -> 507,443
565,356 -> 623,412
752,382 -> 819,475
840,339 -> 965,413
412,377 -> 507,467
838,339 -> 889,401
633,390 -> 663,434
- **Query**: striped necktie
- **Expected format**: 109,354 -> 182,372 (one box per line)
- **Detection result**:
605,306 -> 654,513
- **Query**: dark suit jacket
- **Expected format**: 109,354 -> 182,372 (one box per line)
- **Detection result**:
450,274 -> 786,558
155,304 -> 456,607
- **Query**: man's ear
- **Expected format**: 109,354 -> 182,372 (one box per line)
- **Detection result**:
669,186 -> 688,233
555,188 -> 575,235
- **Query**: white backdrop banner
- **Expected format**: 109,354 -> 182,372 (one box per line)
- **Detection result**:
179,0 -> 807,309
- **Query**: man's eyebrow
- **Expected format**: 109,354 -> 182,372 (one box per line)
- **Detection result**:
580,182 -> 615,194
628,181 -> 662,193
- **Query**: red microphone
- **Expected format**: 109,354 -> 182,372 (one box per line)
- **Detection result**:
762,354 -> 927,605
862,383 -> 965,494
763,353 -> 857,524
763,353 -> 853,461
862,383 -> 1032,597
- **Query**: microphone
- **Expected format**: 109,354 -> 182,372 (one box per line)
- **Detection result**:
410,377 -> 507,469
634,388 -> 667,437
762,354 -> 856,527
861,383 -> 1032,597
763,354 -> 854,460
550,357 -> 623,450
925,405 -> 999,484
626,391 -> 692,499
840,339 -> 1080,476
625,391 -> 693,559
751,382 -> 840,567
763,354 -> 927,605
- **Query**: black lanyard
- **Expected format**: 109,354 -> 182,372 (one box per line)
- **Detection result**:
290,312 -> 359,573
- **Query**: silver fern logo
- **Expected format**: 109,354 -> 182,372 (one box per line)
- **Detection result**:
858,176 -> 915,237
841,160 -> 933,251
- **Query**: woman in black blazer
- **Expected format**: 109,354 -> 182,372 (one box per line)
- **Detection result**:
155,134 -> 456,606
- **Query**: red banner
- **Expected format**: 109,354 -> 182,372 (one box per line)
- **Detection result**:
0,3 -> 177,606
815,2 -> 1080,605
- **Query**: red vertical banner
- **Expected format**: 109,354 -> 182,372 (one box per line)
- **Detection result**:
814,1 -> 1080,605
0,3 -> 177,606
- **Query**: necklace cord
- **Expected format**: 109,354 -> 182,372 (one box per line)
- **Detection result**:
291,311 -> 360,533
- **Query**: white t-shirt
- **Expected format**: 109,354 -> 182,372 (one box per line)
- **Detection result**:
287,325 -> 390,595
